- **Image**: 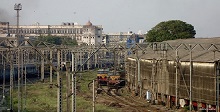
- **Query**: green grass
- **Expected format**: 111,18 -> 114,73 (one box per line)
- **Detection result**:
7,70 -> 120,112
12,81 -> 57,112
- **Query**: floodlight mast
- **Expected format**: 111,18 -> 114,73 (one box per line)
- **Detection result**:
14,3 -> 22,46
14,3 -> 22,112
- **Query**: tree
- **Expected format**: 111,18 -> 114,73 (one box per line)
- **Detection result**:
145,20 -> 196,42
62,37 -> 78,46
35,36 -> 77,46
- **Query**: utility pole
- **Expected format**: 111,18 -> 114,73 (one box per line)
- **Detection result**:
21,49 -> 24,111
93,80 -> 95,112
72,52 -> 77,112
87,52 -> 90,70
216,60 -> 219,112
175,50 -> 179,107
41,50 -> 45,82
138,59 -> 141,97
24,66 -> 27,111
73,74 -> 76,112
88,33 -> 91,70
17,48 -> 21,112
9,48 -> 14,111
136,50 -> 141,97
66,62 -> 71,112
57,49 -> 62,112
2,61 -> 5,103
189,44 -> 192,111
50,50 -> 53,84
80,51 -> 83,71
152,58 -> 156,103
114,50 -> 116,75
95,53 -> 97,68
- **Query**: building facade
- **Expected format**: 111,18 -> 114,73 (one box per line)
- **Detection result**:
0,21 -> 103,45
105,32 -> 133,44
0,22 -> 10,37
103,32 -> 145,45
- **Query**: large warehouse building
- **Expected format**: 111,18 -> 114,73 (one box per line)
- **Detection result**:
126,37 -> 220,111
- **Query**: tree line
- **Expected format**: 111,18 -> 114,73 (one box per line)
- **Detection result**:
34,36 -> 77,46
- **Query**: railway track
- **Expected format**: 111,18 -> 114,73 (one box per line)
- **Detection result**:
108,89 -> 148,112
87,79 -> 175,112
88,81 -> 151,112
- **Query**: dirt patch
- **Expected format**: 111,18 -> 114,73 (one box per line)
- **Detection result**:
108,102 -> 123,108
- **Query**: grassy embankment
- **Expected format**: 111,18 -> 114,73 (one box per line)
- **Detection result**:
9,70 -> 120,112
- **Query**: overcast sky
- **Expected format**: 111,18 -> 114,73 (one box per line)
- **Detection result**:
1,0 -> 220,37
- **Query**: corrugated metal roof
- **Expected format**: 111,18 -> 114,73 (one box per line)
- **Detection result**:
165,37 -> 220,44
129,37 -> 220,62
